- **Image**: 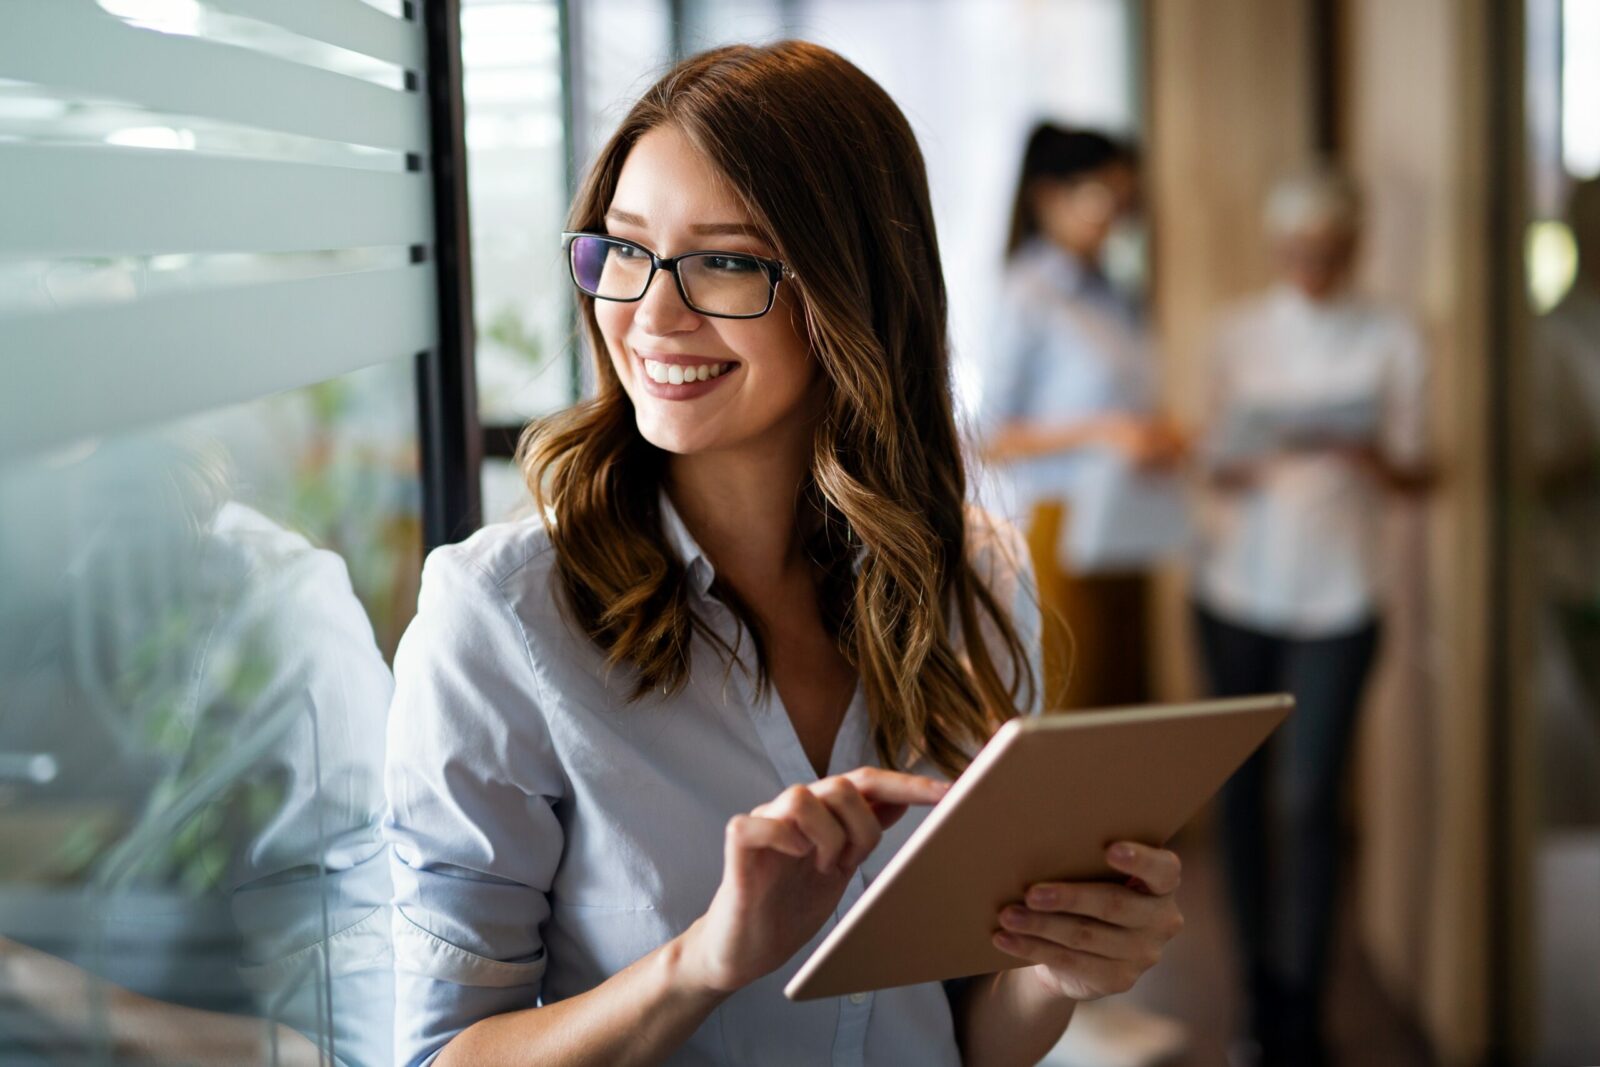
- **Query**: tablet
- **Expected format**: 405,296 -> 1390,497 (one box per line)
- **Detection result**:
783,694 -> 1292,1001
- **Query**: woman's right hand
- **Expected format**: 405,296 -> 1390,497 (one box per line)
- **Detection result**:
1097,414 -> 1188,469
676,768 -> 950,995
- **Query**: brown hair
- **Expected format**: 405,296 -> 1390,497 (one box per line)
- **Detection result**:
517,41 -> 1035,776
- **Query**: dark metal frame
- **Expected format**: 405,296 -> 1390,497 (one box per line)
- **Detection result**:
561,231 -> 791,319
1308,0 -> 1342,155
418,0 -> 483,548
1485,1 -> 1525,1062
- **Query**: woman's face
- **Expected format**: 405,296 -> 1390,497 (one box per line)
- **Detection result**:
595,125 -> 817,460
1033,161 -> 1138,261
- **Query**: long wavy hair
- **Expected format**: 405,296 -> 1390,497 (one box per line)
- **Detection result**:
517,41 -> 1036,777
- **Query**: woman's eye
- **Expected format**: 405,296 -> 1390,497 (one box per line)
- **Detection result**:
699,254 -> 760,273
612,243 -> 650,260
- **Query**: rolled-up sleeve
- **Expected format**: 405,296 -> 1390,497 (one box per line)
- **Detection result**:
382,546 -> 565,1067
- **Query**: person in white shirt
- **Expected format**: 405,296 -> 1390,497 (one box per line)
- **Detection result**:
382,42 -> 1187,1067
1192,168 -> 1431,1067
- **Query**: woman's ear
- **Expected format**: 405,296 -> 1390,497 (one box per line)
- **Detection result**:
790,287 -> 821,358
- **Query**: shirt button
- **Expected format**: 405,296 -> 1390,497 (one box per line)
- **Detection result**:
848,992 -> 869,1006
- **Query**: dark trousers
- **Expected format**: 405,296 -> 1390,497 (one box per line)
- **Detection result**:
1193,603 -> 1381,1050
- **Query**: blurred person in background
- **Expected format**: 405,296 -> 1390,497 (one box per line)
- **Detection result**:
982,124 -> 1187,716
981,124 -> 1189,1067
1192,167 -> 1432,1067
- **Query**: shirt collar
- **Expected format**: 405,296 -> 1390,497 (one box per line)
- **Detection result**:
1273,281 -> 1357,318
658,489 -> 717,597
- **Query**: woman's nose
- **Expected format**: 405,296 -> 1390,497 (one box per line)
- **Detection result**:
633,267 -> 701,335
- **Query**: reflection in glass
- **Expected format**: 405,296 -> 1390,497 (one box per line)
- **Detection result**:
1525,154 -> 1600,1067
0,360 -> 418,1063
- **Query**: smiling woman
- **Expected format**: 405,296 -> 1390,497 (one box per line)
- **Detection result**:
580,126 -> 815,467
382,39 -> 1186,1067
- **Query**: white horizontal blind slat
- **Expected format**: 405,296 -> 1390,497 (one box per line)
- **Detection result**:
1,264 -> 438,457
208,0 -> 426,71
0,146 -> 432,257
1,0 -> 429,152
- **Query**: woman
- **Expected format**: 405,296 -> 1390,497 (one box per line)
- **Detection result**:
1193,168 -> 1430,1067
982,125 -> 1186,712
383,43 -> 1184,1067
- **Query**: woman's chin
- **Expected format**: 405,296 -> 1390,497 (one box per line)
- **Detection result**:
634,417 -> 723,457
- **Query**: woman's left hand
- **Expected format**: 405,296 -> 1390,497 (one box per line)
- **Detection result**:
992,841 -> 1185,1002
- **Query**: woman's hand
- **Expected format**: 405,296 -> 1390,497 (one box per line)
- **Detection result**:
1096,415 -> 1189,469
992,841 -> 1184,1002
677,768 -> 949,995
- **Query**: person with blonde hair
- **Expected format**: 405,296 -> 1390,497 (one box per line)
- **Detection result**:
1194,165 -> 1431,1067
383,42 -> 1186,1067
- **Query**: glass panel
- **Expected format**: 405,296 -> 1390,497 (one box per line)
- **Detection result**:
1518,0 -> 1600,1062
677,0 -> 786,52
96,0 -> 411,90
1562,0 -> 1600,179
482,455 -> 533,524
461,0 -> 575,425
0,359 -> 416,1064
576,0 -> 672,161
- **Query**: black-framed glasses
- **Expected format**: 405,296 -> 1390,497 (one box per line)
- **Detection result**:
561,231 -> 791,319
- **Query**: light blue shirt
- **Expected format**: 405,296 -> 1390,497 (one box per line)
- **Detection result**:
979,240 -> 1158,567
382,496 -> 1041,1066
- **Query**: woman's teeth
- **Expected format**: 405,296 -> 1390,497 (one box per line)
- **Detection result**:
643,359 -> 732,385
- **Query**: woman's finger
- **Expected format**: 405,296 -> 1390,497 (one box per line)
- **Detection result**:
810,777 -> 882,870
763,785 -> 849,874
725,814 -> 813,860
839,767 -> 950,815
990,933 -> 1143,996
1022,881 -> 1169,930
872,802 -> 910,832
1105,842 -> 1182,896
997,907 -> 1153,964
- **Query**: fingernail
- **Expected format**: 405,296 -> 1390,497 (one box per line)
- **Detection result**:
993,932 -> 1018,951
1000,906 -> 1029,929
1110,843 -> 1136,863
1027,886 -> 1057,908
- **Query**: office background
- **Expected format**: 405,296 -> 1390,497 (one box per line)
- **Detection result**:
1,1 -> 1596,1064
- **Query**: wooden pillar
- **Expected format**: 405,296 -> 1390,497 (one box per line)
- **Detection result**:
1341,2 -> 1495,1063
1145,0 -> 1317,701
1147,1 -> 1498,1062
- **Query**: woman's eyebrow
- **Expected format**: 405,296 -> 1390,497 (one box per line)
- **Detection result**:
604,209 -> 765,240
689,221 -> 767,239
